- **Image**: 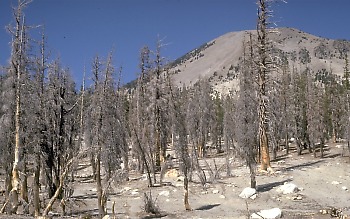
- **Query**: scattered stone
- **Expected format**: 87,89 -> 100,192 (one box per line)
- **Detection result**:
251,208 -> 282,219
320,209 -> 328,215
331,181 -> 341,185
292,195 -> 303,200
276,183 -> 298,194
212,189 -> 219,194
320,207 -> 344,218
131,189 -> 139,195
159,190 -> 170,196
239,187 -> 256,199
250,194 -> 257,200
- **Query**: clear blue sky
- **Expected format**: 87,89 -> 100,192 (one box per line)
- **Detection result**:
1,0 -> 350,86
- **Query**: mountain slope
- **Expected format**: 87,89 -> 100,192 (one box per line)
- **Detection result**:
169,27 -> 350,93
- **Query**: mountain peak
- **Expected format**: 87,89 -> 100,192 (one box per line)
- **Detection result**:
169,27 -> 350,93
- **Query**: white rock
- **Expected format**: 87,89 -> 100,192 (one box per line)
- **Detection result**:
90,188 -> 97,192
212,189 -> 219,194
159,190 -> 170,196
250,194 -> 257,200
219,195 -> 226,199
121,187 -> 131,192
102,215 -> 111,219
276,183 -> 298,194
331,181 -> 341,185
239,187 -> 256,199
177,176 -> 185,181
342,186 -> 348,191
251,208 -> 282,219
131,189 -> 139,195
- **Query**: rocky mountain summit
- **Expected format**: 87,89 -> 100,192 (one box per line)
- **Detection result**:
168,27 -> 350,93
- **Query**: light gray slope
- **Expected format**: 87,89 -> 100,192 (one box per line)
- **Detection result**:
169,27 -> 350,94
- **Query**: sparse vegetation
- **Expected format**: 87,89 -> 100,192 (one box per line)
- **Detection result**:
0,1 -> 350,219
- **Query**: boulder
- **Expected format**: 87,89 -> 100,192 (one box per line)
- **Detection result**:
239,187 -> 256,199
251,208 -> 282,219
164,169 -> 179,178
276,183 -> 298,194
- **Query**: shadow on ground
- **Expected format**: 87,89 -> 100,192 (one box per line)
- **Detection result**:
257,179 -> 292,193
195,204 -> 221,211
285,160 -> 324,171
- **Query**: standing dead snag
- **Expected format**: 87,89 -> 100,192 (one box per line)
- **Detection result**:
168,77 -> 192,211
0,0 -> 31,214
234,34 -> 258,188
256,0 -> 273,172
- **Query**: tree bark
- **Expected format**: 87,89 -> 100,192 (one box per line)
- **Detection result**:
33,151 -> 40,216
184,174 -> 191,211
96,153 -> 106,217
257,0 -> 272,171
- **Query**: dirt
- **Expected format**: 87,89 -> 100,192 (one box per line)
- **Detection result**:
0,143 -> 350,219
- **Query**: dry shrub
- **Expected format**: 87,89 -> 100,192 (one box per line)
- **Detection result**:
142,191 -> 160,215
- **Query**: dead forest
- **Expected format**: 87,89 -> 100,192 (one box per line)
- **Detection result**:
1,0 -> 350,218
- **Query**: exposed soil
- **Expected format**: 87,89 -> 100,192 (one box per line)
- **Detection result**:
1,142 -> 349,219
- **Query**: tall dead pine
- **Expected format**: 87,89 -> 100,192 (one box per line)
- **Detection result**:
256,0 -> 272,172
1,0 -> 31,214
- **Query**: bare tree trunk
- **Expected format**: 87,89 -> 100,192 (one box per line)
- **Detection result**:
42,159 -> 73,216
33,150 -> 40,216
259,126 -> 271,171
257,0 -> 272,172
96,153 -> 106,217
21,153 -> 28,214
184,174 -> 191,211
249,162 -> 256,189
285,133 -> 289,155
9,19 -> 23,213
320,137 -> 325,158
4,165 -> 12,199
133,127 -> 153,187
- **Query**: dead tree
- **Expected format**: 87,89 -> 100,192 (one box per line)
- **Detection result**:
256,0 -> 273,172
1,0 -> 31,214
168,79 -> 192,211
234,34 -> 258,188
